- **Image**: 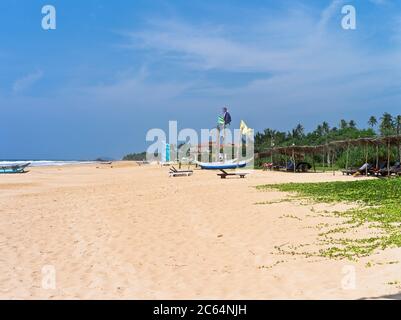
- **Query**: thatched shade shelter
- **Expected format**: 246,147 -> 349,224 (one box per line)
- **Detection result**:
256,134 -> 401,176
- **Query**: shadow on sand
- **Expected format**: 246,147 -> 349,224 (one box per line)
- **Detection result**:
361,292 -> 401,300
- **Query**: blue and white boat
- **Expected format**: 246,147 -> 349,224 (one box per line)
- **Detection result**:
0,162 -> 31,174
195,159 -> 247,170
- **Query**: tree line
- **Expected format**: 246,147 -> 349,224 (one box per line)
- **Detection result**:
255,113 -> 401,168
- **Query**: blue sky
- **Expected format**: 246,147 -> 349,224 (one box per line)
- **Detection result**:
1,0 -> 401,159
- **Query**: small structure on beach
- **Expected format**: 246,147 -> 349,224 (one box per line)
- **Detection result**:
257,134 -> 401,176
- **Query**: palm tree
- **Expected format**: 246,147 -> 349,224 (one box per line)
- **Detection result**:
379,112 -> 395,136
368,116 -> 377,129
320,122 -> 330,165
396,115 -> 401,162
340,119 -> 348,130
295,123 -> 304,138
322,122 -> 330,135
349,120 -> 357,129
316,124 -> 324,137
396,115 -> 401,135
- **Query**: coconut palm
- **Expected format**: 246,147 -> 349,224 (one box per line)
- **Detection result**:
316,124 -> 324,137
396,115 -> 401,162
340,119 -> 348,130
380,112 -> 395,136
396,115 -> 401,135
368,116 -> 378,129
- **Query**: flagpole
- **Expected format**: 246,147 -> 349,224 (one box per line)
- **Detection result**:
237,121 -> 242,167
216,126 -> 220,162
222,124 -> 226,162
237,132 -> 240,167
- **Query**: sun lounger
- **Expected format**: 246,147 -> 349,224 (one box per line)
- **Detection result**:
0,162 -> 31,174
136,160 -> 150,166
169,166 -> 193,177
342,168 -> 358,176
276,161 -> 311,173
379,162 -> 401,176
343,164 -> 374,176
217,169 -> 249,179
389,162 -> 401,175
296,162 -> 312,172
368,162 -> 387,176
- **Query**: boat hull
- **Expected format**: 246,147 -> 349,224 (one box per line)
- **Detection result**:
198,161 -> 247,170
0,163 -> 30,174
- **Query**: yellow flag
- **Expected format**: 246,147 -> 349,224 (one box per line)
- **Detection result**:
240,120 -> 252,135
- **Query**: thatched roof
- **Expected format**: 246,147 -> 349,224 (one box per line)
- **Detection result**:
258,145 -> 325,158
257,134 -> 401,157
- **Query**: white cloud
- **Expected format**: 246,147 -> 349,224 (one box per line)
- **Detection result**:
317,0 -> 345,33
12,70 -> 43,94
94,1 -> 401,130
80,67 -> 192,108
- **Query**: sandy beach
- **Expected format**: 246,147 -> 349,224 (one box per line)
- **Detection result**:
1,162 -> 401,300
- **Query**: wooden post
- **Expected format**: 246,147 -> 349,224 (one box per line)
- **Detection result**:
376,144 -> 379,170
322,149 -> 325,172
292,148 -> 296,173
398,141 -> 401,163
272,149 -> 274,167
365,144 -> 368,176
222,124 -> 227,162
286,152 -> 288,170
270,141 -> 273,164
312,151 -> 316,173
216,127 -> 220,162
345,142 -> 350,170
332,148 -> 335,176
387,140 -> 391,177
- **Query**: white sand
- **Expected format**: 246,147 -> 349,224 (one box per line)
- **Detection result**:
0,162 -> 400,299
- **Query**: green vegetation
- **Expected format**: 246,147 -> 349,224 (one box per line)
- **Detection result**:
123,113 -> 401,166
255,113 -> 401,169
257,178 -> 401,260
122,152 -> 148,161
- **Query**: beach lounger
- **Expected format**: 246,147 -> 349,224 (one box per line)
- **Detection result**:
217,169 -> 249,179
296,162 -> 312,172
276,161 -> 311,173
285,161 -> 295,172
342,164 -> 374,176
389,162 -> 401,175
342,168 -> 358,175
169,166 -> 193,177
379,162 -> 401,176
0,162 -> 31,174
136,160 -> 150,166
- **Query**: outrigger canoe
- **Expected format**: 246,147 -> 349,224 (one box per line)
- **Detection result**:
0,162 -> 31,174
195,160 -> 247,170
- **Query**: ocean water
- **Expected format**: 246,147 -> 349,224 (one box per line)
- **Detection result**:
0,160 -> 96,167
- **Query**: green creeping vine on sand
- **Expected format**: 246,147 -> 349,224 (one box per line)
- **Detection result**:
257,179 -> 401,260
